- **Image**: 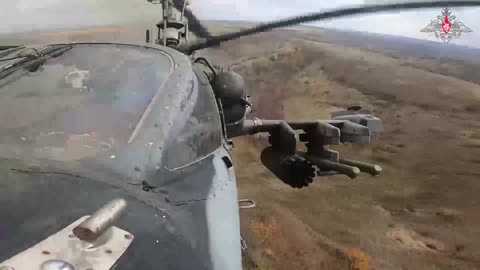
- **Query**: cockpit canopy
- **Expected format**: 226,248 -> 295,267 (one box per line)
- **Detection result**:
0,43 -> 222,171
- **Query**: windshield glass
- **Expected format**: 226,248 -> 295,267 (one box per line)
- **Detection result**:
0,44 -> 172,162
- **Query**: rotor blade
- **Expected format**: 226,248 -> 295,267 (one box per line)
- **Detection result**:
173,0 -> 213,39
180,0 -> 480,54
0,45 -> 22,51
184,8 -> 214,39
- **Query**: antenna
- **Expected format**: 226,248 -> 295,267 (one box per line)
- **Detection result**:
146,29 -> 151,43
181,0 -> 188,21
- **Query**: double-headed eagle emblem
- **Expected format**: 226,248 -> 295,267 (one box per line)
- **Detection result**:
420,8 -> 472,44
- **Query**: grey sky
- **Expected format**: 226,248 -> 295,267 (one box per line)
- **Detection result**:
1,0 -> 479,47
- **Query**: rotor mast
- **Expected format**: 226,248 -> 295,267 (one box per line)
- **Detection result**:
147,0 -> 189,47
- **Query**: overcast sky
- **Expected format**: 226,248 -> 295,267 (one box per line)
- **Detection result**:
1,0 -> 479,47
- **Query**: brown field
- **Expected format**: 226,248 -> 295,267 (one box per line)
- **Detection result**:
201,28 -> 480,270
3,24 -> 480,269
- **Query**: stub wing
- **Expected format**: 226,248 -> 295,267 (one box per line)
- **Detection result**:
236,107 -> 384,187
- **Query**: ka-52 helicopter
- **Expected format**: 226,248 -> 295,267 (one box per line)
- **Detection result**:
0,1 -> 478,269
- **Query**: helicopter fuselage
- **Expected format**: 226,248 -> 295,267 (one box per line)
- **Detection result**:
0,42 -> 242,270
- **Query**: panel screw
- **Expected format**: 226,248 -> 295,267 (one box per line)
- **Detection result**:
40,260 -> 74,270
105,249 -> 112,254
42,251 -> 51,255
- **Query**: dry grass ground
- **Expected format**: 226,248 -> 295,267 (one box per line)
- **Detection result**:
202,29 -> 480,270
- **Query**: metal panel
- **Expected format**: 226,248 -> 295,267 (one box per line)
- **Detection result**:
1,216 -> 134,270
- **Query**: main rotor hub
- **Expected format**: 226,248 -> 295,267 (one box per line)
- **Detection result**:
148,0 -> 189,47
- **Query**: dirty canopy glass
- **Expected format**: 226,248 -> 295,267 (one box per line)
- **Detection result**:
0,44 -> 172,162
